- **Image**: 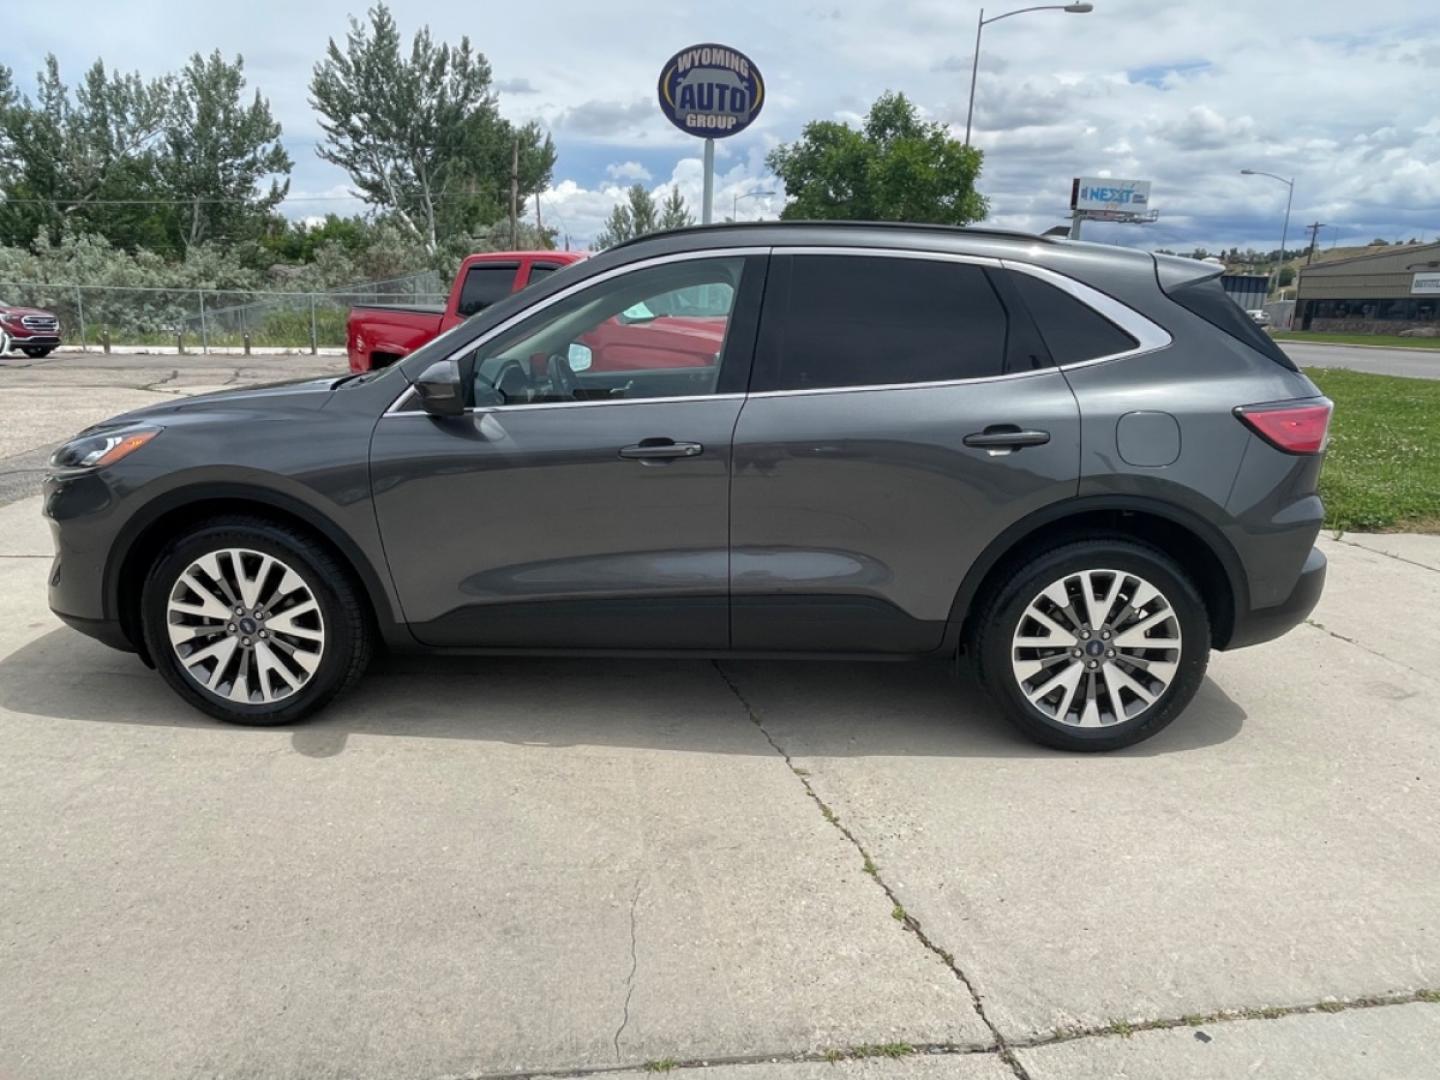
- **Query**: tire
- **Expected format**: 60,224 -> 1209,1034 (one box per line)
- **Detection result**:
21,346 -> 55,358
973,538 -> 1210,752
141,516 -> 373,725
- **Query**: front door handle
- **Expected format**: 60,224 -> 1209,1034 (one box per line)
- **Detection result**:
619,438 -> 704,460
963,425 -> 1051,451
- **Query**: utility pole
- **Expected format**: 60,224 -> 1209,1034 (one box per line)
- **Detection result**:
1304,221 -> 1326,265
509,139 -> 519,249
534,191 -> 543,236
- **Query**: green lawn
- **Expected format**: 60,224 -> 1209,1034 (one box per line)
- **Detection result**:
1275,330 -> 1440,350
1305,368 -> 1440,532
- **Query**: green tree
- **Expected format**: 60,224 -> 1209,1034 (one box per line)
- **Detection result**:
1277,266 -> 1295,287
593,184 -> 662,249
157,52 -> 291,251
658,186 -> 694,230
0,56 -> 172,249
309,3 -> 556,255
766,91 -> 986,225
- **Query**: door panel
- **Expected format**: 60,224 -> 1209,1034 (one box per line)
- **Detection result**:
370,251 -> 766,650
371,398 -> 741,648
731,375 -> 1080,652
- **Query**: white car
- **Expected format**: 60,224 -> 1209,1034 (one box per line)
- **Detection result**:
1247,308 -> 1271,328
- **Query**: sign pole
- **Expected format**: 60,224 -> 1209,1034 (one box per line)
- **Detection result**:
1069,214 -> 1084,240
702,138 -> 715,224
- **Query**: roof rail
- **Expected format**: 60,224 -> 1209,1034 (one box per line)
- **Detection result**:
606,219 -> 1052,252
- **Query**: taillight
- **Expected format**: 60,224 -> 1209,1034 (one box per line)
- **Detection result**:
1235,400 -> 1333,454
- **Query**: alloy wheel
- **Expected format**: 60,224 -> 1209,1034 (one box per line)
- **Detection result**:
165,547 -> 325,704
1011,568 -> 1182,728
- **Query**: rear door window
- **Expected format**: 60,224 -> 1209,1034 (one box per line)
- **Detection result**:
752,254 -> 1009,392
526,263 -> 563,286
1007,271 -> 1138,364
456,263 -> 519,316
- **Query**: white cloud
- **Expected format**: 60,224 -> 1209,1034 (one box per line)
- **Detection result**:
5,0 -> 1437,250
605,161 -> 653,182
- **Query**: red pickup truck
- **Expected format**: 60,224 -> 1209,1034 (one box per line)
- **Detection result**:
346,250 -> 728,375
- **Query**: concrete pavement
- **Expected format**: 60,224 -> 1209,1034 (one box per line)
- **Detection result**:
3,353 -> 1440,1079
1280,341 -> 1440,379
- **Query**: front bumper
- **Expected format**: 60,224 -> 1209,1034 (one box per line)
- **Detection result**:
1225,545 -> 1326,650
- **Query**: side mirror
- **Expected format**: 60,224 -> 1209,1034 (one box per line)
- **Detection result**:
413,359 -> 465,417
566,342 -> 593,372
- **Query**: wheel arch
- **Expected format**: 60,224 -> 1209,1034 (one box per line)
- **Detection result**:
947,495 -> 1246,654
108,484 -> 403,662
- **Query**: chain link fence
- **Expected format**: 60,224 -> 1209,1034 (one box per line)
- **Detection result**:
0,270 -> 446,352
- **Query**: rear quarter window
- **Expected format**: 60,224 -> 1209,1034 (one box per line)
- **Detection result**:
1164,277 -> 1297,371
1008,271 -> 1138,364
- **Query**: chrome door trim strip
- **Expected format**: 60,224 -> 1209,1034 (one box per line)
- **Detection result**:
383,246 -> 770,416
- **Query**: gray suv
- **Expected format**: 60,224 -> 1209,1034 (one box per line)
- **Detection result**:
44,223 -> 1330,751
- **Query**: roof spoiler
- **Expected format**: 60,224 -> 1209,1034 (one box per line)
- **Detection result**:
1153,252 -> 1225,295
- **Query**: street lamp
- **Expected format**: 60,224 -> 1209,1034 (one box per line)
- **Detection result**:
732,189 -> 775,221
1241,169 -> 1295,297
965,3 -> 1093,146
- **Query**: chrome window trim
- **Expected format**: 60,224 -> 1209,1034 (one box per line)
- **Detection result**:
382,244 -> 1175,414
383,246 -> 770,417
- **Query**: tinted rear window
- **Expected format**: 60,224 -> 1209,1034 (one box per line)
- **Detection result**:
457,263 -> 518,316
1009,272 -> 1137,364
752,254 -> 1009,392
1166,277 -> 1297,370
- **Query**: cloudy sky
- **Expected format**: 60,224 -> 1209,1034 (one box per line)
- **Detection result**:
5,0 -> 1438,251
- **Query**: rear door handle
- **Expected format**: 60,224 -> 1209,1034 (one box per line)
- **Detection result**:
963,425 -> 1051,451
619,438 -> 704,460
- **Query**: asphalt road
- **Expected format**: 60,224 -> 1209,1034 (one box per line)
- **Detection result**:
1280,341 -> 1440,379
2,351 -> 1439,1079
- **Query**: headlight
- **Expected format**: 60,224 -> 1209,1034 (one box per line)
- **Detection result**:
50,427 -> 161,471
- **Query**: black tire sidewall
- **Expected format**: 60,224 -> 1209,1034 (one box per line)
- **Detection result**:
978,540 -> 1210,751
141,521 -> 362,726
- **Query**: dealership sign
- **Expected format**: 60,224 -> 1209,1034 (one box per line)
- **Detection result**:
1412,272 -> 1440,295
657,44 -> 765,138
1071,178 -> 1152,213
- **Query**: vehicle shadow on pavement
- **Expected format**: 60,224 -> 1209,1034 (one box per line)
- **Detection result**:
0,628 -> 1245,760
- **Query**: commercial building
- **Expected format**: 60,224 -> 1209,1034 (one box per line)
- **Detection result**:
1220,274 -> 1268,312
1294,241 -> 1440,334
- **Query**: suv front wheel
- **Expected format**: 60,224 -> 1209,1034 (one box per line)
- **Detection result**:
975,539 -> 1210,751
141,517 -> 372,725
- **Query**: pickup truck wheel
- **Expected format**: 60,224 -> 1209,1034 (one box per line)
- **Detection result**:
141,516 -> 373,725
21,346 -> 54,358
974,539 -> 1210,752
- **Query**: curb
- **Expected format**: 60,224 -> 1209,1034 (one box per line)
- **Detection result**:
1274,338 -> 1440,354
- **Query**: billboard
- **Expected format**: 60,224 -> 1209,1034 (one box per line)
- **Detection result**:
1071,178 -> 1152,214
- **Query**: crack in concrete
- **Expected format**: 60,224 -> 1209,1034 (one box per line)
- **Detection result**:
429,990 -> 1440,1080
611,875 -> 643,1061
1330,534 -> 1440,575
431,987 -> 1440,1080
711,662 -> 1031,1080
139,370 -> 180,392
1303,619 -> 1435,684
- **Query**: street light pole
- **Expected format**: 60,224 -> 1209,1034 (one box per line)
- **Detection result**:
964,3 -> 1094,147
1241,169 -> 1295,297
732,189 -> 776,221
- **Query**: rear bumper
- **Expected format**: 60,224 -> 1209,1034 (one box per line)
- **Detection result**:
1224,545 -> 1326,650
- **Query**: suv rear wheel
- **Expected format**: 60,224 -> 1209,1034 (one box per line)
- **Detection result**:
141,517 -> 372,725
975,539 -> 1210,751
